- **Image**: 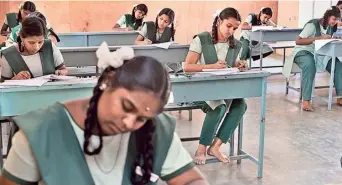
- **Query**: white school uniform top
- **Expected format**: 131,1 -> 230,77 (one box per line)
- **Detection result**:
189,36 -> 242,110
0,42 -> 64,78
3,108 -> 193,185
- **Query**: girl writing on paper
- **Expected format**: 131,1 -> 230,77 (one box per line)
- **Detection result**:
1,16 -> 67,81
283,6 -> 342,111
1,1 -> 36,36
113,4 -> 148,31
135,8 -> 175,45
0,42 -> 209,185
183,7 -> 248,165
239,7 -> 276,61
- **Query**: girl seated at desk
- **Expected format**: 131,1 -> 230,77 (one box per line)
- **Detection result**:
0,1 -> 36,36
6,12 -> 59,46
0,44 -> 209,185
135,8 -> 175,45
284,6 -> 342,111
183,7 -> 248,164
113,3 -> 148,31
239,7 -> 276,61
1,16 -> 67,81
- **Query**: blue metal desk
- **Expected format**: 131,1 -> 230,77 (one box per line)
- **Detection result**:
57,31 -> 139,47
0,71 -> 270,177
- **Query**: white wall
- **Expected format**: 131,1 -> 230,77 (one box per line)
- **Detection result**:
298,0 -> 335,28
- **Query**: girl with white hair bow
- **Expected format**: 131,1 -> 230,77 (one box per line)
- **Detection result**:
0,42 -> 209,185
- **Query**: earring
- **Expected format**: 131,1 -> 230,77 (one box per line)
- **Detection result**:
20,42 -> 25,52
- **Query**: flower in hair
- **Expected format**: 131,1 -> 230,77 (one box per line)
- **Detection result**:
212,9 -> 222,17
96,42 -> 134,70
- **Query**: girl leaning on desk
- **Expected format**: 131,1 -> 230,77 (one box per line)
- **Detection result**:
183,7 -> 248,165
0,15 -> 67,82
0,43 -> 209,185
289,6 -> 342,111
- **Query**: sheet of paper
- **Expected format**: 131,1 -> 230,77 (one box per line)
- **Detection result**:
200,68 -> 240,75
1,78 -> 49,87
36,75 -> 77,81
252,26 -> 274,31
153,42 -> 173,49
314,39 -> 340,52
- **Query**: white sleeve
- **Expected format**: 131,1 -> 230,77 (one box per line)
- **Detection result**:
1,55 -> 14,78
189,36 -> 202,54
138,23 -> 148,38
299,23 -> 316,38
3,131 -> 41,182
51,42 -> 65,67
245,15 -> 253,25
160,132 -> 194,179
116,15 -> 126,27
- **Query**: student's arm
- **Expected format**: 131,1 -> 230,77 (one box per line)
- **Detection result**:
51,43 -> 68,75
135,23 -> 152,45
0,131 -> 41,185
166,168 -> 208,185
241,15 -> 253,30
295,23 -> 331,45
1,23 -> 10,36
183,36 -> 225,72
159,133 -> 209,185
113,23 -> 133,31
0,176 -> 19,185
0,56 -> 31,80
267,20 -> 277,27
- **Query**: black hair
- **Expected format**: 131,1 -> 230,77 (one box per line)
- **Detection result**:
321,6 -> 340,29
132,4 -> 148,28
155,8 -> 175,41
257,7 -> 273,25
83,56 -> 170,185
212,7 -> 241,48
337,1 -> 342,6
18,16 -> 47,52
17,1 -> 36,23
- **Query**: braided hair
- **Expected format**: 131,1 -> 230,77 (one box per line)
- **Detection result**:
132,4 -> 148,28
83,56 -> 171,185
212,7 -> 241,48
17,16 -> 47,52
155,8 -> 175,41
321,6 -> 340,29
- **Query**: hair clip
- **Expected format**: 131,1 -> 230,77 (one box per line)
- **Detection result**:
135,166 -> 159,182
99,83 -> 107,90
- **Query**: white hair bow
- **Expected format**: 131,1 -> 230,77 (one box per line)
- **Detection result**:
133,4 -> 138,7
212,9 -> 222,18
96,42 -> 134,70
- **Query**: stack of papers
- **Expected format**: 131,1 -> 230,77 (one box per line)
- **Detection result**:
153,42 -> 174,49
1,78 -> 49,87
1,75 -> 78,87
201,68 -> 240,75
314,39 -> 341,51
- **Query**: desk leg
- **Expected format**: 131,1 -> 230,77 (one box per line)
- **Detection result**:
249,40 -> 252,70
259,34 -> 264,71
0,121 -> 3,168
328,54 -> 336,111
258,77 -> 267,178
283,48 -> 286,65
229,132 -> 235,156
237,119 -> 243,164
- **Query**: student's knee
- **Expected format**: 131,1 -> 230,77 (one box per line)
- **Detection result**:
234,99 -> 247,113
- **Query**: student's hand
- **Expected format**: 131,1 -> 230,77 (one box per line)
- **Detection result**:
12,71 -> 31,80
125,27 -> 134,31
143,39 -> 152,45
211,61 -> 227,69
55,69 -> 67,76
318,34 -> 332,40
235,60 -> 248,71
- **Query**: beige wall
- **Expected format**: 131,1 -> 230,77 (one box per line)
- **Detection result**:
0,1 -> 280,44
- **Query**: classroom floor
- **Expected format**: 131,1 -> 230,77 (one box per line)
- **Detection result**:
2,55 -> 342,185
